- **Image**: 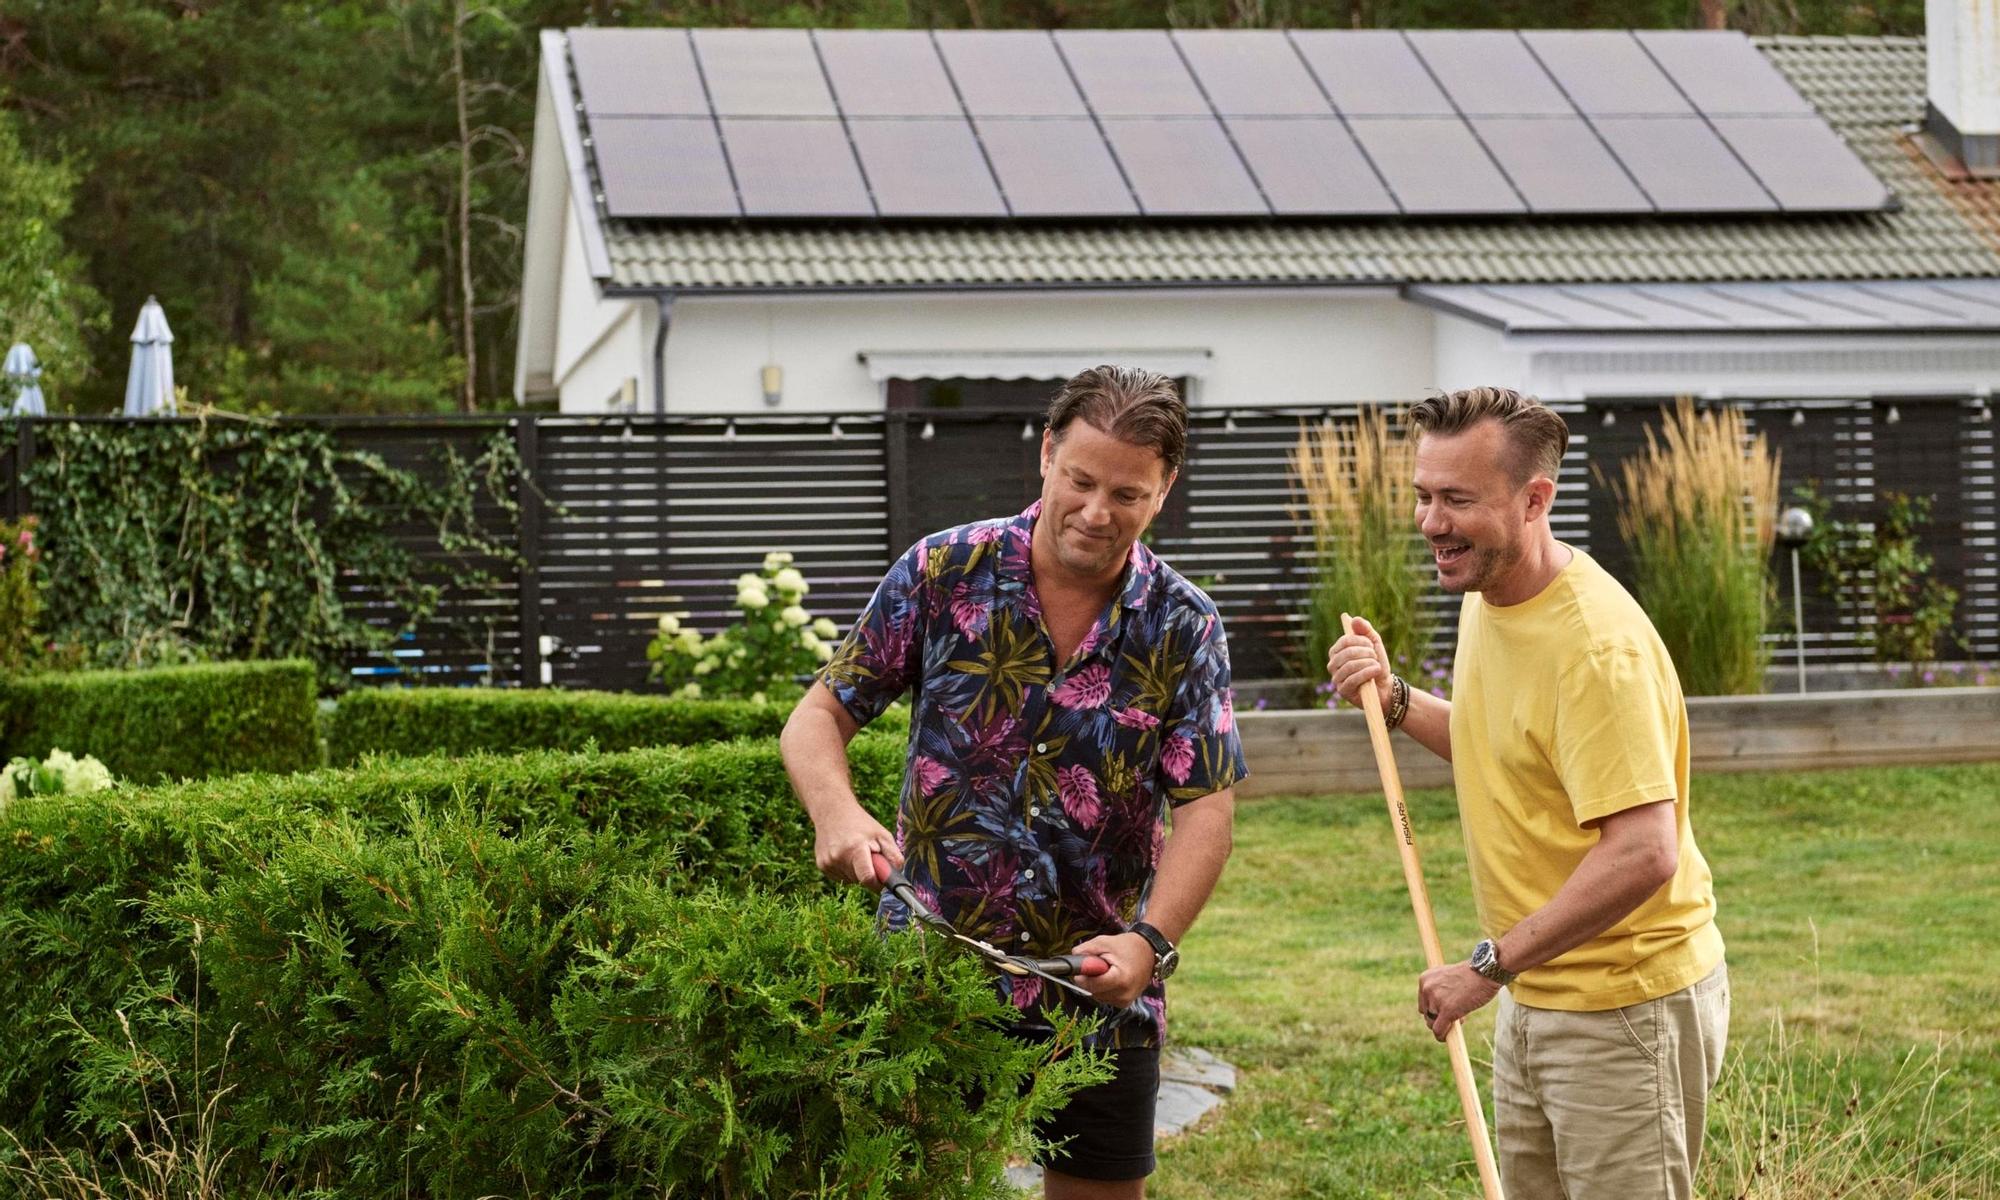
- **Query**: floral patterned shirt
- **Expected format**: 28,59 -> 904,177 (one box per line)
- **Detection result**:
820,501 -> 1248,1048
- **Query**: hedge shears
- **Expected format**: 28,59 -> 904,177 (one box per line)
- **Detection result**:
871,852 -> 1116,1003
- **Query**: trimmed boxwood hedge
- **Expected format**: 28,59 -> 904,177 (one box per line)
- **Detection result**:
0,733 -> 1087,1196
325,685 -> 910,765
0,660 -> 320,782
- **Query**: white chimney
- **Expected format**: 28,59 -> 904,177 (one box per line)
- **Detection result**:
1926,0 -> 2000,175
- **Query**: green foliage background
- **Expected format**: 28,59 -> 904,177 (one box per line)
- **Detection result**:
0,659 -> 321,782
0,0 -> 1925,414
0,417 -> 521,685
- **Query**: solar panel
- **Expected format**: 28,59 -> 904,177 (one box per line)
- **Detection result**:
693,29 -> 837,117
974,118 -> 1137,216
814,30 -> 961,117
1099,118 -> 1268,216
720,119 -> 872,216
1520,31 -> 1690,116
1473,117 -> 1648,213
1289,31 -> 1455,118
848,120 -> 1007,217
1407,31 -> 1572,116
1710,117 -> 1894,210
1225,118 -> 1396,214
1634,31 -> 1814,115
1173,31 -> 1332,116
568,28 -> 708,117
1055,31 -> 1210,118
565,27 -> 1893,220
1591,116 -> 1775,211
935,30 -> 1088,117
1348,118 -> 1523,214
591,117 -> 739,217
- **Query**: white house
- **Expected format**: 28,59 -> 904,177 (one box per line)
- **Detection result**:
516,15 -> 2000,421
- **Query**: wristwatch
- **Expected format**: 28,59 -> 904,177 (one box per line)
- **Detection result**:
1470,938 -> 1517,986
1130,921 -> 1179,981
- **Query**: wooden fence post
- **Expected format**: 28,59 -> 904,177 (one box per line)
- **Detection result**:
516,416 -> 544,688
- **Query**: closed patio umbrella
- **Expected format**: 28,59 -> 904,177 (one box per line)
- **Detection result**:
123,296 -> 176,416
3,343 -> 43,416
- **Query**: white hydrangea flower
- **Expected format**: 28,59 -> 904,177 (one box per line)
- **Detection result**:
812,617 -> 838,640
814,641 -> 833,663
656,613 -> 681,635
799,630 -> 822,652
763,551 -> 794,572
44,749 -> 77,775
66,755 -> 113,794
737,586 -> 769,610
693,657 -> 716,676
676,629 -> 703,654
749,691 -> 767,705
677,682 -> 702,699
736,573 -> 762,590
771,568 -> 808,597
780,604 -> 810,628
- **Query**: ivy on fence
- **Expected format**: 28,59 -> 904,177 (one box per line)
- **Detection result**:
0,416 -> 523,687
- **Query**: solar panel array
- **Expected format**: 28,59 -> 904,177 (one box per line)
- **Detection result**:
567,27 -> 1895,221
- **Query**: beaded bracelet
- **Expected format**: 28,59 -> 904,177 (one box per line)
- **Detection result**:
1383,674 -> 1411,731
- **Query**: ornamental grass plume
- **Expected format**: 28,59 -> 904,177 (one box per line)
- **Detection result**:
1606,398 -> 1780,696
1289,407 -> 1436,689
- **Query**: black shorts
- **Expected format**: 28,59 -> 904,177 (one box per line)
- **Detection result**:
1033,1045 -> 1161,1182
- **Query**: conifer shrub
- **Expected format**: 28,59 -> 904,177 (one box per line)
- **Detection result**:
16,804 -> 1089,1197
325,685 -> 909,765
0,660 -> 320,782
0,733 -> 921,1159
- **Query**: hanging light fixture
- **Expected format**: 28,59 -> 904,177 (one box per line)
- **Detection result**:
920,420 -> 936,441
830,417 -> 845,440
1600,407 -> 1617,428
1791,407 -> 1806,427
723,419 -> 738,442
1884,404 -> 1901,426
1223,412 -> 1239,433
1020,420 -> 1036,441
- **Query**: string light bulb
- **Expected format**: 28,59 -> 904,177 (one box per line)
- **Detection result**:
1021,420 -> 1036,441
920,420 -> 936,441
1791,407 -> 1806,427
1601,408 -> 1617,428
1884,404 -> 1901,426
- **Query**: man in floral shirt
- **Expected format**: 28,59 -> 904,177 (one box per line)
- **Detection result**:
782,365 -> 1246,1196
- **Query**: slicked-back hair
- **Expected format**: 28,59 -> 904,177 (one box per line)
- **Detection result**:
1046,365 -> 1188,477
1407,387 -> 1569,485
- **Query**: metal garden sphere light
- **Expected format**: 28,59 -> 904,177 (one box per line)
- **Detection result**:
1776,507 -> 1815,694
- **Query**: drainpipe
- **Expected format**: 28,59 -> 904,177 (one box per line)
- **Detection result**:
652,292 -> 675,415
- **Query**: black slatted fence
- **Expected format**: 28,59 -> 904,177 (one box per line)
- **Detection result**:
3,397 -> 1993,691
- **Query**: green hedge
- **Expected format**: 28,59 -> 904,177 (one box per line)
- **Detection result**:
0,733 -> 915,1158
3,799 -> 1089,1196
325,685 -> 911,765
0,660 -> 320,782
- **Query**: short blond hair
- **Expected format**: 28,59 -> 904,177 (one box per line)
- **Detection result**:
1407,387 -> 1569,484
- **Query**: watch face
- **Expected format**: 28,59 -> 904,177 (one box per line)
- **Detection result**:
1156,950 -> 1178,980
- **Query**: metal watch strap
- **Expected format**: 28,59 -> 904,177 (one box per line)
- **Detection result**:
1471,937 -> 1517,985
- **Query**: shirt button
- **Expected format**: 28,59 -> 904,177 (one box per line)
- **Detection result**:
1035,742 -> 1048,753
1019,931 -> 1031,943
1030,805 -> 1041,818
1024,868 -> 1035,880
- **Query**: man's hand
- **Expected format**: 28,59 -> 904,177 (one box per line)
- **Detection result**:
812,806 -> 902,888
1327,615 -> 1393,709
1069,931 -> 1156,1008
1417,962 -> 1501,1042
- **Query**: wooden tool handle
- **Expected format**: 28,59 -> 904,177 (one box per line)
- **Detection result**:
1342,613 -> 1506,1200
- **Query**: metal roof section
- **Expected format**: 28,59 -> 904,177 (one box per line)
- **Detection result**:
1409,278 -> 2000,333
569,35 -> 2000,291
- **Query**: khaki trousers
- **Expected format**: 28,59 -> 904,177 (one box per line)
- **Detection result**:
1493,963 -> 1730,1200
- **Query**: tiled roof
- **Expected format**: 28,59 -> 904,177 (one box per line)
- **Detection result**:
593,36 -> 2000,291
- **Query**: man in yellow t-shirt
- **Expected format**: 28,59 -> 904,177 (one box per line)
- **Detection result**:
1328,387 -> 1728,1200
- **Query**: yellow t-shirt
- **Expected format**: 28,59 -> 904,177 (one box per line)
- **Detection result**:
1450,546 -> 1723,1011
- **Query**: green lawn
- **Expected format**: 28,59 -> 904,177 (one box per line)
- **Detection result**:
1156,762 -> 2000,1198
